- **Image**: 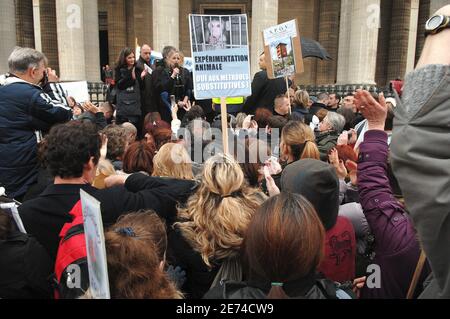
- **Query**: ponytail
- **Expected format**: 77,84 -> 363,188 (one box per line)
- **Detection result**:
301,140 -> 320,160
267,283 -> 289,299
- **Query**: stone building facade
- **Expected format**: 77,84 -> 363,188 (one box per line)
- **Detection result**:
1,0 -> 448,86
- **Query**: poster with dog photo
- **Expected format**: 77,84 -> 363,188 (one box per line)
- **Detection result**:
263,19 -> 304,79
189,14 -> 251,99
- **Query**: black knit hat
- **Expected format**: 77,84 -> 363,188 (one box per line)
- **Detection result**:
281,159 -> 339,230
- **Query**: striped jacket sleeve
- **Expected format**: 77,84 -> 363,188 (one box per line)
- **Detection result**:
30,82 -> 72,125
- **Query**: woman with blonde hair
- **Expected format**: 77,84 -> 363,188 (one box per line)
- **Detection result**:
280,121 -> 320,163
105,211 -> 183,299
152,143 -> 193,180
167,153 -> 267,298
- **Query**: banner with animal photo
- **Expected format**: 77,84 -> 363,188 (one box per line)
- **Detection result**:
80,189 -> 110,299
189,14 -> 252,99
263,19 -> 304,79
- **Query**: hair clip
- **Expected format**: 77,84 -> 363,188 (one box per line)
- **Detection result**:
115,227 -> 136,237
271,282 -> 284,287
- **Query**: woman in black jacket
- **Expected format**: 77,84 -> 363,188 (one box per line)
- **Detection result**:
0,208 -> 53,299
152,46 -> 193,123
204,193 -> 354,299
114,48 -> 141,128
167,154 -> 266,299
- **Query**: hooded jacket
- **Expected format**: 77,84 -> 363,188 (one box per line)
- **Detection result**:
204,278 -> 354,299
281,160 -> 356,283
0,76 -> 72,198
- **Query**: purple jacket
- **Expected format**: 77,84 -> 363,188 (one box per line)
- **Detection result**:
358,130 -> 426,299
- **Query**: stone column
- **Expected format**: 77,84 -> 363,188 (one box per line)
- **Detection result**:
250,0 -> 279,76
40,0 -> 59,73
55,0 -> 86,81
33,0 -> 42,51
152,0 -> 179,52
337,0 -> 381,84
316,0 -> 341,84
107,0 -> 127,66
0,0 -> 17,74
16,0 -> 35,48
406,0 -> 420,74
386,0 -> 412,81
83,0 -> 101,82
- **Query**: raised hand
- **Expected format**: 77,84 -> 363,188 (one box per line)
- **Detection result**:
264,166 -> 280,197
100,134 -> 108,159
47,68 -> 59,82
329,148 -> 347,180
354,90 -> 387,131
82,101 -> 100,114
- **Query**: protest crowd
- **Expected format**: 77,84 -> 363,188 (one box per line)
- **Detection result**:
0,4 -> 449,301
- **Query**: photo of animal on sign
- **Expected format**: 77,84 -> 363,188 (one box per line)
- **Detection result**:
190,15 -> 248,52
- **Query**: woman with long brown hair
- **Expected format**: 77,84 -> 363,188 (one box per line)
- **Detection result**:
204,193 -> 354,299
167,153 -> 266,298
114,48 -> 141,128
105,211 -> 182,299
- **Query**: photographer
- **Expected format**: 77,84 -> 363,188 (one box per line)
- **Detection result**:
153,46 -> 193,123
0,47 -> 72,201
114,48 -> 141,129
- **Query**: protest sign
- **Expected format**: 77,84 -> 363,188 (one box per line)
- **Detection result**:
59,81 -> 90,103
263,19 -> 304,79
189,14 -> 251,100
190,14 -> 251,153
80,189 -> 110,299
0,202 -> 26,234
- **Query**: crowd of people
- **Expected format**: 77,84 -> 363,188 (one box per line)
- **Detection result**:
0,5 -> 449,300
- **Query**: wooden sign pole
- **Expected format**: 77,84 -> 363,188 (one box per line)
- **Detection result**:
286,76 -> 292,114
220,97 -> 229,155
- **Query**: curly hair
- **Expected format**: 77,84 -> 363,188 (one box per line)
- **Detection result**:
101,124 -> 128,161
176,154 -> 267,267
43,121 -> 101,178
105,211 -> 182,299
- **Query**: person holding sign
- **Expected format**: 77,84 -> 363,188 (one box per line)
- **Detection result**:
242,53 -> 288,115
18,121 -> 197,262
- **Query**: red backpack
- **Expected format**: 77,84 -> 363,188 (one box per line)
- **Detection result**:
53,200 -> 89,299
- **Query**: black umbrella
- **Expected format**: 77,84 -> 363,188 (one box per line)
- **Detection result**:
300,37 -> 332,60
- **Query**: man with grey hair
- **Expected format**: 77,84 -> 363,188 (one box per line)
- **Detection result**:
316,112 -> 346,161
0,47 -> 72,200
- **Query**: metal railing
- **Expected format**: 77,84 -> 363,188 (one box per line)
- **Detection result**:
87,82 -> 396,105
87,82 -> 108,104
297,84 -> 394,97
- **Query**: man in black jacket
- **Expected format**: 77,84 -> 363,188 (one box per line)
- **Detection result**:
243,53 -> 287,114
135,44 -> 158,125
19,121 -> 197,262
0,47 -> 72,200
